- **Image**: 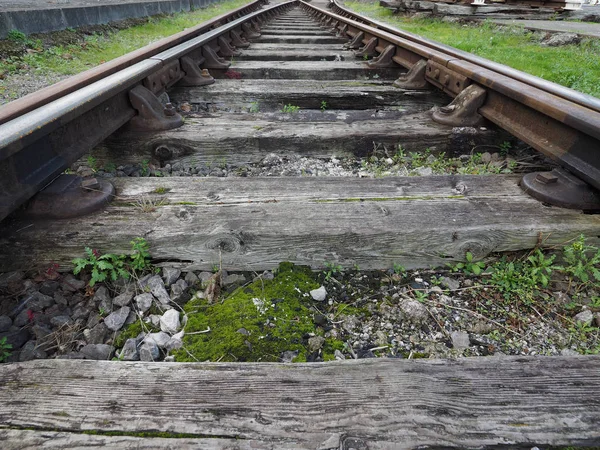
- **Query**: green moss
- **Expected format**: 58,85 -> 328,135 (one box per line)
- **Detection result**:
114,320 -> 158,348
173,262 -> 345,362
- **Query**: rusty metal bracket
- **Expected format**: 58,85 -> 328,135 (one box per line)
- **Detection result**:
142,60 -> 183,95
367,44 -> 397,68
336,23 -> 348,38
251,18 -> 261,33
329,20 -> 339,34
230,29 -> 250,48
128,85 -> 184,131
202,45 -> 231,70
354,37 -> 377,58
218,36 -> 240,57
242,22 -> 260,39
23,175 -> 115,219
431,84 -> 487,127
179,56 -> 215,87
521,168 -> 600,211
426,60 -> 470,97
393,59 -> 430,90
344,31 -> 364,49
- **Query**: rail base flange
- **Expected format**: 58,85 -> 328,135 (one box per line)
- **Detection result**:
431,84 -> 486,127
23,175 -> 115,219
128,85 -> 184,131
521,169 -> 600,211
393,60 -> 430,90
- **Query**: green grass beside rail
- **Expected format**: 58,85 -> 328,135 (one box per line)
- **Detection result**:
344,1 -> 600,98
0,0 -> 251,77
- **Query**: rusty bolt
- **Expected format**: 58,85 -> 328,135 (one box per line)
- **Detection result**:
201,69 -> 211,78
164,103 -> 176,117
535,172 -> 558,185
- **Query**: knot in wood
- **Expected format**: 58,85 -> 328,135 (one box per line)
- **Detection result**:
206,235 -> 242,253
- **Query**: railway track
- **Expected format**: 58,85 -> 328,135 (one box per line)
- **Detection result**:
0,1 -> 600,447
0,0 -> 598,271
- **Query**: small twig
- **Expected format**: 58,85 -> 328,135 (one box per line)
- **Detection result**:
423,299 -> 524,338
186,327 -> 211,335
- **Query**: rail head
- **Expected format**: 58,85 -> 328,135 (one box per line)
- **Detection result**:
0,0 -> 298,222
300,0 -> 600,197
0,0 -> 270,126
328,0 -> 600,115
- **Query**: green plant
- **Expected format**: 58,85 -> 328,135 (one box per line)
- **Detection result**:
212,264 -> 220,273
72,238 -> 152,286
499,141 -> 512,156
281,104 -> 300,113
86,155 -> 98,172
413,289 -> 428,303
590,296 -> 600,308
487,249 -> 557,303
248,101 -> 260,113
451,252 -> 486,275
0,337 -> 12,363
320,100 -> 328,112
559,235 -> 600,283
129,237 -> 152,272
103,162 -> 117,173
98,307 -> 108,317
153,186 -> 171,195
392,263 -> 407,277
7,29 -> 27,43
140,159 -> 150,176
323,261 -> 343,280
73,248 -> 128,287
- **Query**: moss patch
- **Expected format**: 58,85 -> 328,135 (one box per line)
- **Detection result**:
114,320 -> 158,348
174,262 -> 344,362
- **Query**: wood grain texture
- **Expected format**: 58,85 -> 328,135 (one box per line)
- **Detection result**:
87,111 -> 499,168
1,356 -> 600,449
168,78 -> 447,112
0,175 -> 598,272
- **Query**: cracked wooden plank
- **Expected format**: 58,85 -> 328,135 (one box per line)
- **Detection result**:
0,175 -> 598,271
0,356 -> 599,449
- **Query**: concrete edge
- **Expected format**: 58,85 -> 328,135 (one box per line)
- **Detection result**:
0,0 -> 221,38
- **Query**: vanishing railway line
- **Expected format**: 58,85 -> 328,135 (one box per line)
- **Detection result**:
0,0 -> 598,272
0,1 -> 600,448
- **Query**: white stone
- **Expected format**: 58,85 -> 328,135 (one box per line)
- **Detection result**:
310,286 -> 327,302
160,309 -> 181,334
103,306 -> 130,331
135,293 -> 154,313
574,309 -> 594,326
144,331 -> 171,348
451,331 -> 470,350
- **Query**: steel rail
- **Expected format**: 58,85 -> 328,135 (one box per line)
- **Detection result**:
0,0 -> 295,222
0,0 -> 268,126
300,0 -> 600,198
329,0 -> 600,114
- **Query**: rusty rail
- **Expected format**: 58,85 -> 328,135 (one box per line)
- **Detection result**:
0,0 -> 267,126
302,0 -> 600,208
331,0 -> 600,114
0,0 -> 296,222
